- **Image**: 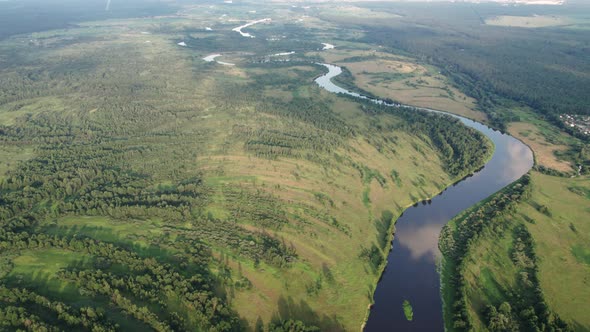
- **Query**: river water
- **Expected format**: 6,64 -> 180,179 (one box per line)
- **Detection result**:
314,64 -> 533,331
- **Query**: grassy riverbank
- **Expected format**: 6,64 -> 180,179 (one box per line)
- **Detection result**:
441,171 -> 590,331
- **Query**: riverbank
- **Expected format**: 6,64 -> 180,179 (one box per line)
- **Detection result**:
313,63 -> 533,331
441,170 -> 590,331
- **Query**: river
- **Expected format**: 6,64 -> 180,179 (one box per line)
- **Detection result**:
314,63 -> 533,331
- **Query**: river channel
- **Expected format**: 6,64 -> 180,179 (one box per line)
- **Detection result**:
315,63 -> 534,331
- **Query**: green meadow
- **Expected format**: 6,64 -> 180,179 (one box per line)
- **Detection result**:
442,171 -> 590,331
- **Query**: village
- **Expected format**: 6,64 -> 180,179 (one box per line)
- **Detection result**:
560,114 -> 590,136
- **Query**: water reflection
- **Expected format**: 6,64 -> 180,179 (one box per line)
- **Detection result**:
396,223 -> 442,262
502,139 -> 534,181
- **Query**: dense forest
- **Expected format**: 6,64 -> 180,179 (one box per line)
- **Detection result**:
363,101 -> 492,178
355,3 -> 590,136
0,0 -> 177,41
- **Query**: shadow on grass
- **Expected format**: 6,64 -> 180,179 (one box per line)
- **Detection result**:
269,295 -> 345,332
374,210 -> 394,250
43,224 -> 211,275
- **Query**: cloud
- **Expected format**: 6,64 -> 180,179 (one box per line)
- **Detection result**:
396,223 -> 442,262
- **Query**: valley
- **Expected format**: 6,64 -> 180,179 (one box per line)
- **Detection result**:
0,1 -> 588,331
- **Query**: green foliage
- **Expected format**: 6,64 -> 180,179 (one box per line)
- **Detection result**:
0,286 -> 117,331
268,319 -> 320,332
330,66 -> 380,100
313,192 -> 334,207
402,300 -> 414,321
376,210 -> 394,250
0,231 -> 243,331
353,163 -> 387,187
390,169 -> 402,187
571,245 -> 590,266
365,101 -> 492,178
537,204 -> 552,217
360,244 -> 384,273
568,186 -> 590,199
440,175 -> 572,332
362,188 -> 371,208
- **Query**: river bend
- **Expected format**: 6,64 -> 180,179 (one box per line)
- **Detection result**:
314,63 -> 533,331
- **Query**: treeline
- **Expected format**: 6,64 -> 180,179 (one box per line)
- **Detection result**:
482,225 -> 570,332
268,319 -> 320,332
228,95 -> 352,164
0,141 -> 206,223
330,66 -> 380,101
439,174 -> 570,331
364,100 -> 492,178
168,220 -> 298,268
258,97 -> 355,138
0,286 -> 116,332
0,230 -> 242,331
221,185 -> 290,229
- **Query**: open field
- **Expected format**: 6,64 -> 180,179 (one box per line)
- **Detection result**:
525,173 -> 590,330
443,171 -> 590,331
509,122 -> 572,172
319,47 -> 487,122
507,106 -> 587,174
485,15 -> 569,28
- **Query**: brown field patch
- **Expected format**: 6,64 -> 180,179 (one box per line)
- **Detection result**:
340,58 -> 486,122
315,48 -> 485,121
508,122 -> 572,172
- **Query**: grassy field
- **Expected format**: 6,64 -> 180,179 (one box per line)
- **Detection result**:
444,171 -> 590,331
7,249 -> 93,292
0,4 -> 493,330
525,173 -> 590,330
507,107 -> 579,173
318,46 -> 487,122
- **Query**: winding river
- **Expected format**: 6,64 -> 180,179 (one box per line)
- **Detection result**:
314,64 -> 534,331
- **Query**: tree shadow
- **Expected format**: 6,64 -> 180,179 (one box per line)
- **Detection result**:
374,210 -> 394,250
272,295 -> 345,332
